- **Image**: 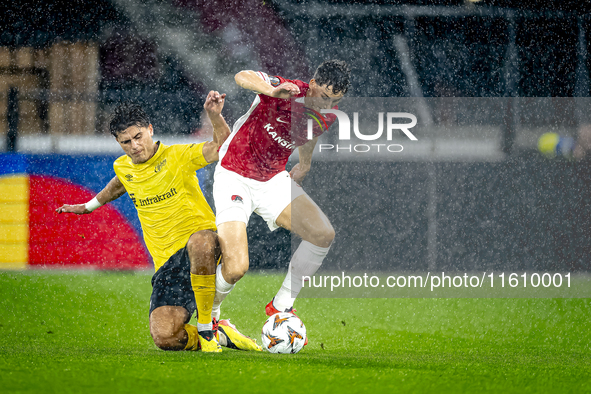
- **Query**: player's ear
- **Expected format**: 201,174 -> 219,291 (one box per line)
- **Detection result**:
148,124 -> 154,136
309,79 -> 317,88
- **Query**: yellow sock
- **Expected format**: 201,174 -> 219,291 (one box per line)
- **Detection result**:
191,273 -> 216,326
184,324 -> 199,351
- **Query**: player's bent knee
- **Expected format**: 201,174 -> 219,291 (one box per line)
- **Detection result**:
314,225 -> 335,248
150,325 -> 185,351
152,336 -> 182,351
324,226 -> 336,245
228,267 -> 248,283
224,265 -> 249,283
187,230 -> 218,255
149,307 -> 188,351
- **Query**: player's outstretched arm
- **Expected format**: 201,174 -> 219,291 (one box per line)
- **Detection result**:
56,176 -> 127,215
290,136 -> 318,185
202,90 -> 231,163
235,70 -> 300,99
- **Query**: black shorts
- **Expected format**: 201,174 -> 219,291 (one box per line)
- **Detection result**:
149,246 -> 195,323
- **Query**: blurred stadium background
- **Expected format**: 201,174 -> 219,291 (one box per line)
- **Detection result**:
1,0 -> 591,272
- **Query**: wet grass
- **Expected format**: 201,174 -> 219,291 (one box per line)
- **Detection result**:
0,271 -> 590,393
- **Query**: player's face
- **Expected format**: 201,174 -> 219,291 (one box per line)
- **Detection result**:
116,125 -> 157,164
305,79 -> 344,111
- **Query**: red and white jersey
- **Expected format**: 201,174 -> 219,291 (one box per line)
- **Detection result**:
219,72 -> 337,182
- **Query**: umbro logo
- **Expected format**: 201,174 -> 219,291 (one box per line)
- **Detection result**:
125,174 -> 134,182
231,195 -> 243,204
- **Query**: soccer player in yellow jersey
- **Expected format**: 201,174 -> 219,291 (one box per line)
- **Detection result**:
56,91 -> 261,353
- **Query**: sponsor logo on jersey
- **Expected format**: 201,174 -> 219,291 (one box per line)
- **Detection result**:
264,123 -> 296,150
129,193 -> 137,207
125,174 -> 134,182
154,158 -> 167,173
231,195 -> 243,203
137,188 -> 178,207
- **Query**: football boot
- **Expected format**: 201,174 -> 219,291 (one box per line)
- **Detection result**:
218,319 -> 262,351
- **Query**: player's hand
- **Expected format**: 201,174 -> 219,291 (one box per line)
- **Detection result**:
204,91 -> 226,117
271,82 -> 300,99
289,163 -> 310,185
55,204 -> 90,215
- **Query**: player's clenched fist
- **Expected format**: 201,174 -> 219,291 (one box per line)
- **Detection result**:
270,82 -> 300,99
204,90 -> 226,116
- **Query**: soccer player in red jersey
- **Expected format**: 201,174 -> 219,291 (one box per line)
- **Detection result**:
212,60 -> 351,326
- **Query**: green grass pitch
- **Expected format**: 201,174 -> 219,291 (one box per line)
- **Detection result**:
1,270 -> 590,393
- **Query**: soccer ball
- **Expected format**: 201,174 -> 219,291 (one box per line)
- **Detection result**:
261,312 -> 307,354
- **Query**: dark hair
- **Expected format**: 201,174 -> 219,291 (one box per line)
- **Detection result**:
109,103 -> 150,137
313,60 -> 351,95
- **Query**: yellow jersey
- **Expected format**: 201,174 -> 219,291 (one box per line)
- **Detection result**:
113,142 -> 216,272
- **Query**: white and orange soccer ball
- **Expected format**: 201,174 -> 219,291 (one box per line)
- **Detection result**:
261,312 -> 307,354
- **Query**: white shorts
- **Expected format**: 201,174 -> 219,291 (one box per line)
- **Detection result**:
213,165 -> 307,231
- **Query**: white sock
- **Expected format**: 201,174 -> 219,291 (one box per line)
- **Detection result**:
273,241 -> 330,312
197,322 -> 213,332
212,264 -> 234,320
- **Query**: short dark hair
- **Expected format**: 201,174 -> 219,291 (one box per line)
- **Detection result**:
313,60 -> 351,95
109,103 -> 150,137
